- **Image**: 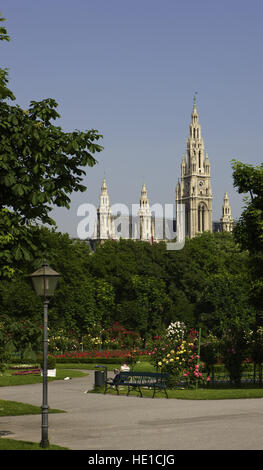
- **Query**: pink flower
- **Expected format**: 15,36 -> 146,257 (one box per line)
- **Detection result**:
207,376 -> 211,382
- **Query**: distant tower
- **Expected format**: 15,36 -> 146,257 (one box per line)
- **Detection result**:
176,97 -> 213,238
139,183 -> 153,241
97,178 -> 112,240
220,192 -> 234,232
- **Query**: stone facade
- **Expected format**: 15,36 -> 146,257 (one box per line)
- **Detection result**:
176,98 -> 213,238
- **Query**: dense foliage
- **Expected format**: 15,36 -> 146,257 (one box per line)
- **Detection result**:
0,229 -> 255,354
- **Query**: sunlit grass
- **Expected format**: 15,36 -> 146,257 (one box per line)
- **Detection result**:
0,368 -> 88,387
0,399 -> 65,416
91,384 -> 263,400
0,438 -> 69,450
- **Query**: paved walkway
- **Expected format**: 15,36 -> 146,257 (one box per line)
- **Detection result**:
0,371 -> 263,450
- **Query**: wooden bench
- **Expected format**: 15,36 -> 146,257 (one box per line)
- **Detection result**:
104,371 -> 169,398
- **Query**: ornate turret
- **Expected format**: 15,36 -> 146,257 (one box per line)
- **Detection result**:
220,192 -> 234,232
97,178 -> 112,240
139,183 -> 153,241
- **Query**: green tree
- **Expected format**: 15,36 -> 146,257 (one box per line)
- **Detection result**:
220,327 -> 251,386
94,279 -> 115,329
26,228 -> 98,335
0,227 -> 96,350
0,14 -> 103,276
0,278 -> 43,354
166,231 -> 249,330
88,239 -> 169,332
232,159 -> 263,326
232,159 -> 263,253
131,274 -> 172,337
200,333 -> 220,382
249,327 -> 263,385
197,272 -> 253,336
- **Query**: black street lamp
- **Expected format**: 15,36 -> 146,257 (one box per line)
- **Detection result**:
29,259 -> 60,448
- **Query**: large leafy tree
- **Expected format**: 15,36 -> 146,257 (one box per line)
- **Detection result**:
165,231 -> 250,329
130,274 -> 172,336
0,14 -> 103,276
232,159 -> 263,325
232,159 -> 263,253
197,272 -> 253,336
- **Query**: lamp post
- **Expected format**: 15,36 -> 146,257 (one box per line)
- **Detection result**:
29,259 -> 60,448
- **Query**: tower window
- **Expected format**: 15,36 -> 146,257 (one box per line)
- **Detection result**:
198,204 -> 205,232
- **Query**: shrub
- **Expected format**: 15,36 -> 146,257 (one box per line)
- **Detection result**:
146,327 -> 206,388
220,328 -> 250,385
201,333 -> 220,380
39,355 -> 56,369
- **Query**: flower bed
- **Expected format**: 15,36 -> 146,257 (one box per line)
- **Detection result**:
54,350 -> 149,365
12,368 -> 41,375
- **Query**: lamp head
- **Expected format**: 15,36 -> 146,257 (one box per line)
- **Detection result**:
30,259 -> 60,298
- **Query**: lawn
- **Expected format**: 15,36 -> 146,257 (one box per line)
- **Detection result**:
92,384 -> 263,400
0,438 -> 69,450
0,367 -> 88,387
0,399 -> 65,416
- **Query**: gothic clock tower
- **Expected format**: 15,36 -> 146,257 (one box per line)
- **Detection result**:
176,98 -> 212,238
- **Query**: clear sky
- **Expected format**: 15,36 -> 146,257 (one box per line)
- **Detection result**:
1,0 -> 263,236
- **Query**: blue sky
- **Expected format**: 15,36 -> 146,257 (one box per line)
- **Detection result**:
1,0 -> 263,236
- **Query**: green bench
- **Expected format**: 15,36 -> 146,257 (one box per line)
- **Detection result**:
104,371 -> 169,398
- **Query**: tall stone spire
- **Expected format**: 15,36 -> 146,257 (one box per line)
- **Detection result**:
220,192 -> 234,232
97,178 -> 112,240
139,183 -> 153,241
176,100 -> 213,238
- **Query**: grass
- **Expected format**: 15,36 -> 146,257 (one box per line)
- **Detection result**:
0,368 -> 73,450
0,368 -> 88,387
0,438 -> 69,450
0,399 -> 65,416
91,384 -> 263,400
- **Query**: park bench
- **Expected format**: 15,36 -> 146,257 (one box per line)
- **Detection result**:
104,371 -> 169,398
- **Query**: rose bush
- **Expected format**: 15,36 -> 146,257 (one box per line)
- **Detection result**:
146,324 -> 207,388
